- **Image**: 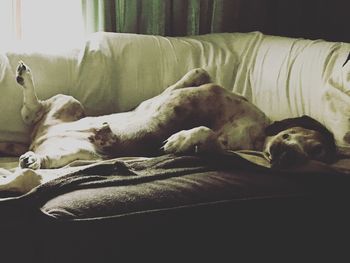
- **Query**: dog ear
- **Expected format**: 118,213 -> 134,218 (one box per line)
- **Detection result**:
265,115 -> 336,143
337,146 -> 350,159
265,115 -> 326,136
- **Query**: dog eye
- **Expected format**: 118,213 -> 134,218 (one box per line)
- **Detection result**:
282,133 -> 290,140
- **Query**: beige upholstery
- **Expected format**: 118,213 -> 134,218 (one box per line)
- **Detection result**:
0,32 -> 349,145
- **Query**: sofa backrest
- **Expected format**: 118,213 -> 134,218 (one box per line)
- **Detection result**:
249,34 -> 350,145
0,32 -> 349,146
0,48 -> 79,143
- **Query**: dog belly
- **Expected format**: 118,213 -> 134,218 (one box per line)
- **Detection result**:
31,131 -> 95,153
31,135 -> 99,168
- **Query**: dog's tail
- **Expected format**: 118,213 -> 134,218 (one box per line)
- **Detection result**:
0,142 -> 28,156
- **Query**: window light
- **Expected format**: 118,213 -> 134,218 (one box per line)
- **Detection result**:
0,0 -> 85,51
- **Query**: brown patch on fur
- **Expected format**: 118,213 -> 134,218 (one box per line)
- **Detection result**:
156,121 -> 166,130
215,102 -> 225,113
221,140 -> 228,146
90,123 -> 119,152
228,116 -> 236,123
205,95 -> 213,106
53,104 -> 85,121
208,85 -> 223,95
225,95 -> 233,102
156,104 -> 164,112
173,105 -> 187,116
52,98 -> 85,122
190,98 -> 199,108
237,109 -> 246,117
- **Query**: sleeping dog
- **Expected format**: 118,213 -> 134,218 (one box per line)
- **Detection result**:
0,62 -> 341,193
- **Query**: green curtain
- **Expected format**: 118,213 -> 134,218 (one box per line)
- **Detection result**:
81,0 -> 238,36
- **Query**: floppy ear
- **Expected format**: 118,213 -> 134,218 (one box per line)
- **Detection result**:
337,146 -> 350,158
265,115 -> 328,136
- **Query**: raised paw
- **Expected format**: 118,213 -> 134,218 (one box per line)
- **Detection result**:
162,126 -> 221,154
181,68 -> 212,88
19,151 -> 41,170
189,68 -> 212,86
16,61 -> 32,86
168,68 -> 212,92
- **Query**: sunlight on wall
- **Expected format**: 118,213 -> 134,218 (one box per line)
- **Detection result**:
0,0 -> 85,51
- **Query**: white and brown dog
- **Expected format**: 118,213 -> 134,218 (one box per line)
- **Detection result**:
0,62 -> 341,193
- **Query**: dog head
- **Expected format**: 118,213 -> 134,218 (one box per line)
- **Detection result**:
263,115 -> 337,168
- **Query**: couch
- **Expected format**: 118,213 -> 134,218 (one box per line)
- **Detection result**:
1,31 -> 350,262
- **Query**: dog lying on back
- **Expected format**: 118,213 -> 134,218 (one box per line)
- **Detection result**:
0,62 -> 342,193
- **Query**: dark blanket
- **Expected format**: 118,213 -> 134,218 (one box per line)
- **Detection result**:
1,151 -> 349,214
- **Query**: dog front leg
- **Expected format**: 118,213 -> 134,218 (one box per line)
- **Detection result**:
162,126 -> 224,154
16,61 -> 44,125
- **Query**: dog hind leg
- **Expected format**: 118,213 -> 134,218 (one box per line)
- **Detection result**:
16,61 -> 44,125
19,151 -> 42,169
19,148 -> 100,169
165,68 -> 212,92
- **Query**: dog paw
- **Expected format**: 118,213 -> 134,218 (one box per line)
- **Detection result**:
89,122 -> 118,148
163,126 -> 219,154
19,151 -> 41,170
192,68 -> 212,86
16,61 -> 32,86
184,68 -> 211,87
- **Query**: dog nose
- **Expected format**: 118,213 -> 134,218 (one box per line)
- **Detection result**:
16,76 -> 24,84
270,145 -> 306,168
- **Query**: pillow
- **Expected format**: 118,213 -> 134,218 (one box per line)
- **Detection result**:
322,58 -> 350,146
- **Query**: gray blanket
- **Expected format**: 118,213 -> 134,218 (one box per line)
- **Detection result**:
1,152 -> 349,214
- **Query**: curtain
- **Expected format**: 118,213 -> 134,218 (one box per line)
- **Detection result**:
81,0 -> 240,36
81,0 -> 350,41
